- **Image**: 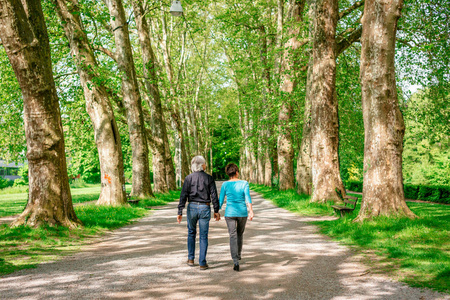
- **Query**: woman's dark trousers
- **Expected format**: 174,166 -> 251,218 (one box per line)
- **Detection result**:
225,217 -> 247,264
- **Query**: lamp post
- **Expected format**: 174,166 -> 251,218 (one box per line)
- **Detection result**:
169,1 -> 183,16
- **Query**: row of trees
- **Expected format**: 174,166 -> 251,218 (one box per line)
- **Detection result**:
0,0 -> 220,227
214,0 -> 448,220
0,0 -> 447,226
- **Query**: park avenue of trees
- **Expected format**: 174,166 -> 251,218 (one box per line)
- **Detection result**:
0,0 -> 448,227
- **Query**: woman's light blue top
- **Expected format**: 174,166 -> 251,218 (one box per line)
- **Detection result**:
219,180 -> 252,217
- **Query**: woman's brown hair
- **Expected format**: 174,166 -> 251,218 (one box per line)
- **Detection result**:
225,163 -> 239,178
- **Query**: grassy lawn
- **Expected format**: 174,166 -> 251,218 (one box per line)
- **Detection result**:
0,189 -> 180,276
250,184 -> 450,293
0,184 -> 132,218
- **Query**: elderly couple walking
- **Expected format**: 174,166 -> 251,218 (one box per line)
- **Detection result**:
177,155 -> 254,272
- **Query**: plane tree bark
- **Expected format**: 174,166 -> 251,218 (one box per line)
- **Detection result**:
355,0 -> 416,221
309,0 -> 346,203
297,1 -> 363,196
53,0 -> 127,206
104,0 -> 153,198
0,0 -> 81,227
132,0 -> 169,193
297,59 -> 313,195
278,0 -> 307,191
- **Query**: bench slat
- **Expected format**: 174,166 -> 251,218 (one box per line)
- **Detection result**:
331,205 -> 352,210
344,195 -> 358,200
344,200 -> 356,205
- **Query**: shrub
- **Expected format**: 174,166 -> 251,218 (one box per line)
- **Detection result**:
13,164 -> 29,186
81,171 -> 101,184
346,181 -> 363,192
345,181 -> 450,204
0,177 -> 14,189
404,184 -> 419,199
69,178 -> 88,189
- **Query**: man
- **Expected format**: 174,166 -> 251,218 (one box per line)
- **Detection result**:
177,155 -> 220,270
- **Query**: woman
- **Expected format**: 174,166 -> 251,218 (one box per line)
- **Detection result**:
219,163 -> 254,271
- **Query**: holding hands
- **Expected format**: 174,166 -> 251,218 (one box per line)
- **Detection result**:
178,213 -> 220,224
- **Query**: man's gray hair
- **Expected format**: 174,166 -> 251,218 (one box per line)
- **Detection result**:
191,155 -> 206,172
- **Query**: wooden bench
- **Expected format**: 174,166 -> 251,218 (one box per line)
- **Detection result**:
331,188 -> 358,217
126,193 -> 140,205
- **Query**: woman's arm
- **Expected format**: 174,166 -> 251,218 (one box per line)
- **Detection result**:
219,183 -> 226,209
247,203 -> 254,221
244,182 -> 253,220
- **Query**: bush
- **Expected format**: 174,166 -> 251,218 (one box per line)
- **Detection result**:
81,171 -> 101,184
404,184 -> 419,199
346,181 -> 363,192
69,178 -> 88,189
345,181 -> 450,204
13,164 -> 28,186
0,177 -> 13,189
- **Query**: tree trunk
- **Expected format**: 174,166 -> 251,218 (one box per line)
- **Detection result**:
264,147 -> 272,186
297,59 -> 313,195
164,131 -> 177,190
54,0 -> 127,206
278,103 -> 295,190
132,0 -> 168,193
257,137 -> 265,184
104,0 -> 153,198
250,145 -> 258,184
310,0 -> 346,203
278,0 -> 306,191
0,0 -> 80,228
355,0 -> 416,221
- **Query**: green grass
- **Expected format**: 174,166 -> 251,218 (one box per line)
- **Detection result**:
0,185 -> 29,194
0,184 -> 132,217
250,184 -> 450,293
250,184 -> 333,216
0,189 -> 180,276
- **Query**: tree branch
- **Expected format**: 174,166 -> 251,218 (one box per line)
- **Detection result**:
396,38 -> 415,49
54,71 -> 78,80
93,45 -> 117,62
336,26 -> 363,55
339,1 -> 364,20
98,17 -> 113,34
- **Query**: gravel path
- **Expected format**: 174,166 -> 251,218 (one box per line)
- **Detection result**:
0,182 -> 448,300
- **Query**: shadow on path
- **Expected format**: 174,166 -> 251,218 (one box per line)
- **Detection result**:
0,182 -> 447,299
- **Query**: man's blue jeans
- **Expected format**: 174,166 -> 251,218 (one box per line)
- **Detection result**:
187,202 -> 211,266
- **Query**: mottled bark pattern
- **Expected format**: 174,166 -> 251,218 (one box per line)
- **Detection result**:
278,0 -> 306,190
105,0 -> 153,198
257,138 -> 265,184
297,59 -> 313,195
0,0 -> 80,227
356,0 -> 416,220
310,0 -> 346,203
132,0 -> 168,193
278,102 -> 295,190
264,148 -> 272,186
164,135 -> 177,190
54,0 -> 127,206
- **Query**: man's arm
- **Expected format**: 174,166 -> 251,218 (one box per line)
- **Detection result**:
178,176 -> 190,217
209,176 -> 220,221
209,177 -> 220,213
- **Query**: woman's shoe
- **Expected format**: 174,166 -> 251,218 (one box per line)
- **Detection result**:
233,263 -> 239,272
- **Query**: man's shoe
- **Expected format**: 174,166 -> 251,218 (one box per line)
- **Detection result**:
199,264 -> 209,270
186,259 -> 194,266
233,263 -> 239,272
